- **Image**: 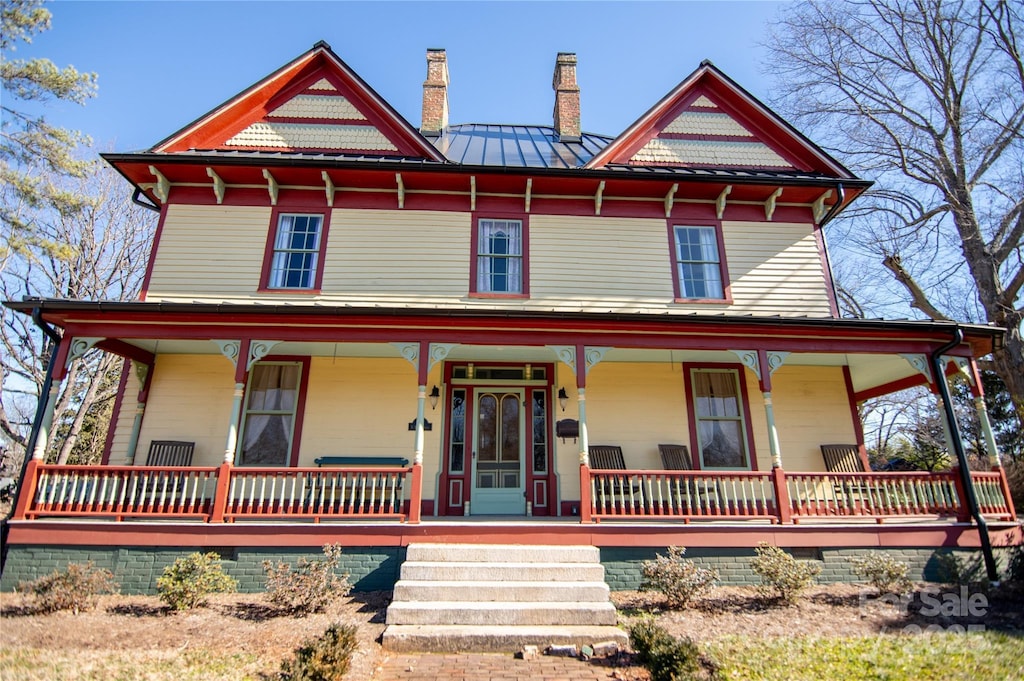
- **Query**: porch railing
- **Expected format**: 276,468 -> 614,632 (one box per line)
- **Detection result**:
14,461 -> 420,523
582,466 -> 1016,524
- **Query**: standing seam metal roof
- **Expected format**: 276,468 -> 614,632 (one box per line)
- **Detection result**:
436,124 -> 612,168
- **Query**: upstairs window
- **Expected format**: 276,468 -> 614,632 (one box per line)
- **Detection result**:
673,225 -> 725,300
474,218 -> 525,295
267,214 -> 323,289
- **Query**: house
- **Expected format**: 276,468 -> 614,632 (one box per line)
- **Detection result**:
2,42 -> 1018,595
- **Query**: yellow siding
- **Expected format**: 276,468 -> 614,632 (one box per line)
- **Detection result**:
300,357 -> 441,500
722,221 -> 832,316
771,365 -> 857,471
146,204 -> 271,298
107,361 -> 141,465
144,205 -> 830,317
322,209 -> 471,297
530,215 -> 675,301
136,355 -> 236,467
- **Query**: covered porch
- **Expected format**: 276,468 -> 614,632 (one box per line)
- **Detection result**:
6,299 -> 1016,529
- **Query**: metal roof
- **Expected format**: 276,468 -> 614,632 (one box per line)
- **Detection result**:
434,124 -> 611,168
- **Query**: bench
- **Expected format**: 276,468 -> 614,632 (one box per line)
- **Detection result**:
313,456 -> 409,468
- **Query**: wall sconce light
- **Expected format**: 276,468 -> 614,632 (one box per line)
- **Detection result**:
558,387 -> 569,412
429,385 -> 440,410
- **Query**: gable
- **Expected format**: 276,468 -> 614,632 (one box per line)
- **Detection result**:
153,43 -> 444,161
586,63 -> 854,178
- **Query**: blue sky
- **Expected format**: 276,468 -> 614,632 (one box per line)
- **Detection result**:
14,0 -> 785,153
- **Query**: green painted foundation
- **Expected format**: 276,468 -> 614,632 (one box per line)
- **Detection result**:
1,545 -> 1010,594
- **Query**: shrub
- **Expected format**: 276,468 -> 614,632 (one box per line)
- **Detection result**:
629,619 -> 707,681
17,561 -> 118,614
749,542 -> 820,604
263,544 -> 351,615
278,622 -> 358,681
157,551 -> 237,610
640,546 -> 719,609
849,552 -> 913,595
1005,544 -> 1024,584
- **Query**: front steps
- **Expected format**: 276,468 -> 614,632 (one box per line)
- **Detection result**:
382,543 -> 628,652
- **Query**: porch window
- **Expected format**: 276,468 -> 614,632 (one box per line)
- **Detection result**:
473,218 -> 525,295
238,362 -> 302,466
267,214 -> 323,289
448,389 -> 467,473
673,225 -> 724,299
690,368 -> 750,469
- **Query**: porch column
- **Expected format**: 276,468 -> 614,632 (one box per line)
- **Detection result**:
733,350 -> 787,468
224,382 -> 245,463
577,388 -> 589,466
215,339 -> 251,464
125,360 -> 154,464
974,397 -> 1002,468
31,383 -> 61,461
414,385 -> 427,464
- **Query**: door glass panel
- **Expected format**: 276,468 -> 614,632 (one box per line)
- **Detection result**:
532,390 -> 547,473
449,389 -> 466,473
501,394 -> 520,462
477,394 -> 497,462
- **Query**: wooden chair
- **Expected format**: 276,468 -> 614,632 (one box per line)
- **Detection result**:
820,444 -> 865,473
145,440 -> 195,467
588,445 -> 627,470
658,444 -> 693,470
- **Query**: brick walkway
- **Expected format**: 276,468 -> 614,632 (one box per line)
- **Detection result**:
373,652 -> 641,680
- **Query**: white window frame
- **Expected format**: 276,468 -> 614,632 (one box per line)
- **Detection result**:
674,225 -> 724,299
268,213 -> 323,289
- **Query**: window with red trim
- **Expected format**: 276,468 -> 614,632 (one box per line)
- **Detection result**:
237,361 -> 304,466
671,224 -> 728,300
687,367 -> 752,470
263,213 -> 327,290
470,216 -> 529,296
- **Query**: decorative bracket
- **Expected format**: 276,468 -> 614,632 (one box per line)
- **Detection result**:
395,173 -> 405,209
214,340 -> 241,367
764,188 -> 783,221
391,342 -> 420,370
131,359 -> 150,387
730,349 -> 760,380
470,175 -> 476,211
66,337 -> 104,368
322,171 -> 336,206
148,165 -> 170,203
206,167 -> 225,204
899,353 -> 932,383
594,180 -> 605,216
247,340 -> 281,370
525,178 -> 533,213
766,351 -> 789,374
547,345 -> 577,376
944,356 -> 973,384
812,189 -> 833,223
716,185 -> 732,220
262,169 -> 279,206
584,346 -> 612,375
664,183 -> 678,218
428,343 -> 458,372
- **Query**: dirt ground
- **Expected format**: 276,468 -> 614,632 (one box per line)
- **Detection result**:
2,583 -> 1022,680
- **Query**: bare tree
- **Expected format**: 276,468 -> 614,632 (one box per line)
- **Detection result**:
1,158 -> 155,468
767,0 -> 1024,426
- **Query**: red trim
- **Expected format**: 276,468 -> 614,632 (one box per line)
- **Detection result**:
236,355 -> 311,467
843,365 -> 870,470
263,116 -> 376,126
7,517 -> 1017,549
851,362 -> 964,402
469,213 -> 530,297
658,133 -> 758,143
814,225 -> 840,317
682,362 -> 759,471
139,203 -> 169,301
666,220 -> 733,304
257,207 -> 333,292
101,359 -> 132,465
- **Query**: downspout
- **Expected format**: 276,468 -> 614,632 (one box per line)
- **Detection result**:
4,309 -> 61,567
929,327 -> 999,583
132,188 -> 160,213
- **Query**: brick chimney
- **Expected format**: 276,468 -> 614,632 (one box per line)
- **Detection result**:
552,52 -> 580,142
421,48 -> 449,137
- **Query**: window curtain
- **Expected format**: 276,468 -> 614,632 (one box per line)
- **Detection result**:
694,371 -> 746,468
477,220 -> 522,293
240,364 -> 300,466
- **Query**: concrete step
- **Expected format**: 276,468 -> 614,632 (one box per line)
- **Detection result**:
392,579 -> 610,603
386,600 -> 618,626
399,561 -> 606,582
381,624 -> 629,653
404,543 -> 599,564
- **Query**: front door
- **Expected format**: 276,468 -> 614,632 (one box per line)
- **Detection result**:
470,389 -> 526,514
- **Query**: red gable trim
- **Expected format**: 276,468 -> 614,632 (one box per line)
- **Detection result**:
586,62 -> 856,179
153,42 -> 445,163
